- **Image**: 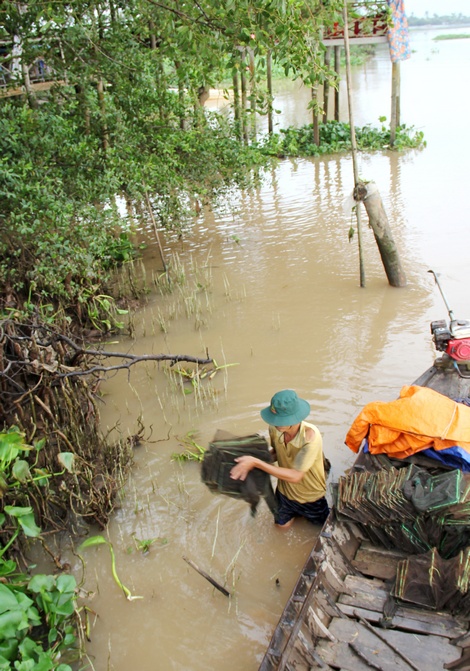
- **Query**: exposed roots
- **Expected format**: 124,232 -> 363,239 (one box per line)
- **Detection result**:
0,317 -> 136,542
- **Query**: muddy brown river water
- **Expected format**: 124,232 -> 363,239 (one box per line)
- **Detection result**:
60,27 -> 470,671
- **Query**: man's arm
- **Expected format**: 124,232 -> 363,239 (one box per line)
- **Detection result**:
230,455 -> 304,484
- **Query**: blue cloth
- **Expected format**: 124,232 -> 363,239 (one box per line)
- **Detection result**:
420,446 -> 470,471
387,0 -> 411,63
363,438 -> 470,471
275,490 -> 329,526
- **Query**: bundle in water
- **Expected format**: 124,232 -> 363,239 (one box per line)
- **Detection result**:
201,431 -> 278,518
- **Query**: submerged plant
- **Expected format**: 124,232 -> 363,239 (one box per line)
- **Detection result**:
79,535 -> 143,601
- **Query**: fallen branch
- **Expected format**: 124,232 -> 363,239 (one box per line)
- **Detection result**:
53,333 -> 213,378
182,556 -> 230,597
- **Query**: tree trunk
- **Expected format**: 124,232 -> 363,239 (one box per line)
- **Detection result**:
334,46 -> 341,121
323,47 -> 331,123
358,181 -> 407,287
240,51 -> 248,143
267,50 -> 273,134
311,87 -> 319,145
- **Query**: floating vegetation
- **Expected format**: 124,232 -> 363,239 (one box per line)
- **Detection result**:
172,431 -> 206,462
130,534 -> 169,554
260,118 -> 426,157
169,361 -> 239,396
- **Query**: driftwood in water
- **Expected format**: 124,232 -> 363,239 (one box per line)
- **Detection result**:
182,556 -> 230,597
354,181 -> 407,288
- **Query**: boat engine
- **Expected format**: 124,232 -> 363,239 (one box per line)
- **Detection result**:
430,319 -> 470,361
429,269 -> 470,363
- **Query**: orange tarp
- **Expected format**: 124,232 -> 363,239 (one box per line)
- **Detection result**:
345,385 -> 470,459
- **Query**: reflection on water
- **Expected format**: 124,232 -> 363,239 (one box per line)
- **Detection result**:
66,27 -> 470,671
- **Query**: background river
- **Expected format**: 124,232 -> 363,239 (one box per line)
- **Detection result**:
62,27 -> 470,671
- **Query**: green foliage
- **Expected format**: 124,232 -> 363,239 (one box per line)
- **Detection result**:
0,560 -> 78,671
0,427 -> 79,670
0,0 -> 375,325
260,119 -> 426,157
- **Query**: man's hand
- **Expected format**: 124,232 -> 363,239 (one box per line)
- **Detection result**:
230,455 -> 259,481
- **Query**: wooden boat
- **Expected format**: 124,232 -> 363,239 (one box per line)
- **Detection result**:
259,335 -> 470,670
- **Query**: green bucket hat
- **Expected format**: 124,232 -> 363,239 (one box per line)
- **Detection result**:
260,390 -> 310,426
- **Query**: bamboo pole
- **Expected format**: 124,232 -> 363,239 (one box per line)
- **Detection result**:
342,0 -> 365,288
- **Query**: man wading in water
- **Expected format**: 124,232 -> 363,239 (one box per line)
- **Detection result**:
230,389 -> 329,528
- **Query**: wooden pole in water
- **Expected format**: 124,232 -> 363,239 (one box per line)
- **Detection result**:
355,181 -> 407,287
390,61 -> 401,146
334,46 -> 341,121
342,0 -> 366,288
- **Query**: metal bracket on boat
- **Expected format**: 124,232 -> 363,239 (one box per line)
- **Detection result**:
453,360 -> 470,379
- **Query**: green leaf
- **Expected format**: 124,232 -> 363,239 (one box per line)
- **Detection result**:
17,513 -> 41,538
56,574 -> 76,594
0,584 -> 19,614
0,559 -> 16,577
12,460 -> 31,482
28,574 -> 55,593
0,637 -> 18,661
4,506 -> 33,518
57,452 -> 75,473
0,609 -> 24,639
79,535 -> 108,550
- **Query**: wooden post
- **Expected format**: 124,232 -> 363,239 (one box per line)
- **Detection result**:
323,46 -> 331,123
390,61 -> 400,146
342,0 -> 365,288
267,50 -> 273,135
334,46 -> 341,121
249,48 -> 257,139
356,181 -> 407,287
311,87 -> 320,146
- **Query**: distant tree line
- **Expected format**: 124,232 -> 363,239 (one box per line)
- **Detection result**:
408,13 -> 470,27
